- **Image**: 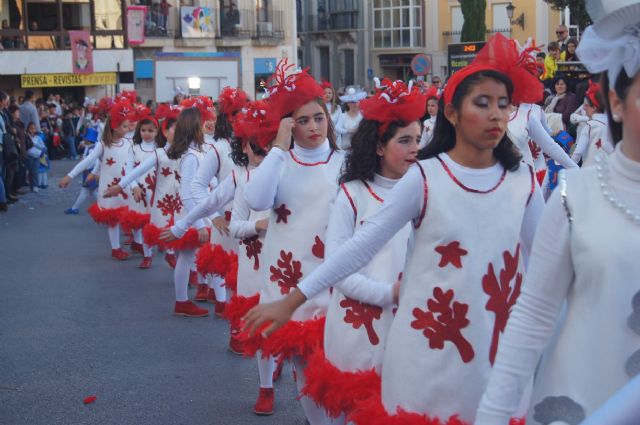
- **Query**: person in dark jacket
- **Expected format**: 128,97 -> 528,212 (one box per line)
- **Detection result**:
544,74 -> 578,131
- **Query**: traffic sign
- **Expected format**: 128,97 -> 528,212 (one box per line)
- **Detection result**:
411,53 -> 432,76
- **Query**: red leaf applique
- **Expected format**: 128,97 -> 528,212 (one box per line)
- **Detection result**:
157,193 -> 182,219
134,161 -> 140,167
595,139 -> 602,149
160,167 -> 172,177
274,204 -> 291,224
411,287 -> 475,363
482,245 -> 523,365
224,210 -> 232,222
121,166 -> 126,177
105,157 -> 115,166
269,250 -> 303,294
107,177 -> 128,199
145,173 -> 156,192
83,395 -> 97,405
241,235 -> 263,270
434,241 -> 468,269
311,236 -> 324,259
340,296 -> 383,345
528,140 -> 542,160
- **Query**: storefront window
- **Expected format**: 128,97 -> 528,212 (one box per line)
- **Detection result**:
372,0 -> 421,48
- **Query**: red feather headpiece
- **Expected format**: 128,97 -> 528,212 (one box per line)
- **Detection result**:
90,97 -> 114,116
130,104 -> 158,127
320,80 -> 333,90
443,33 -> 543,106
265,59 -> 325,121
586,80 -> 602,109
233,100 -> 279,149
359,78 -> 427,136
181,96 -> 216,122
218,86 -> 249,117
108,100 -> 135,130
155,103 -> 183,131
424,86 -> 440,101
116,90 -> 138,105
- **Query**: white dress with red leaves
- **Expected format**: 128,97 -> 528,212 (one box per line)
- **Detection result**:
96,139 -> 132,210
571,113 -> 612,167
208,138 -> 237,253
150,147 -> 182,228
127,141 -> 157,215
323,175 -> 411,373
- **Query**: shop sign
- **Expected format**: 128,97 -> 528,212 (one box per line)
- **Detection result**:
21,72 -> 117,88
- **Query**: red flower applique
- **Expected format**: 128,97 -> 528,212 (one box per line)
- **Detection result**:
121,166 -> 126,177
528,140 -> 542,160
340,296 -> 383,345
107,177 -> 128,199
411,287 -> 475,363
224,210 -> 232,222
160,167 -> 172,177
595,139 -> 602,149
482,245 -> 522,365
241,235 -> 263,270
105,157 -> 115,166
134,161 -> 140,167
434,241 -> 468,269
311,236 -> 324,259
269,250 -> 303,294
157,193 -> 182,218
145,173 -> 156,192
274,204 -> 291,224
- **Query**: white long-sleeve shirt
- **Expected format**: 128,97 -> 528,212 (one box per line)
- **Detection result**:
244,140 -> 333,211
191,147 -> 223,204
571,113 -> 613,164
229,167 -> 263,240
334,112 -> 362,150
298,154 -> 544,300
475,144 -> 640,425
178,146 -> 207,230
419,116 -> 436,150
527,111 -> 578,170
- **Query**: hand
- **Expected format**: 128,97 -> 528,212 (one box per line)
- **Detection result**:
198,228 -> 209,244
58,175 -> 72,188
212,216 -> 230,236
242,289 -> 307,337
103,185 -> 123,198
255,218 -> 269,233
133,186 -> 144,202
159,228 -> 177,242
272,118 -> 295,152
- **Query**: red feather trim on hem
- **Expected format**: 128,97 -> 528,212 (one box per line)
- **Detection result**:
238,326 -> 266,357
238,317 -> 325,360
195,243 -> 229,277
223,252 -> 238,293
119,209 -> 150,231
87,203 -> 127,227
302,348 -> 381,418
142,223 -> 209,251
223,294 -> 260,327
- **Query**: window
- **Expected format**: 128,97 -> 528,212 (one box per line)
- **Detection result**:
318,46 -> 330,81
372,0 -> 421,48
450,5 -> 463,44
491,3 -> 511,37
343,49 -> 354,86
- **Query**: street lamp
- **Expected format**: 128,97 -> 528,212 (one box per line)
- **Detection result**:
506,2 -> 525,30
188,77 -> 201,95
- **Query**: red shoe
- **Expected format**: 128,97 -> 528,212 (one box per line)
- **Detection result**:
188,270 -> 198,287
273,354 -> 285,382
229,327 -> 244,355
253,387 -> 274,416
206,287 -> 217,305
194,284 -> 209,302
139,257 -> 152,269
131,241 -> 144,255
174,300 -> 209,317
111,248 -> 130,261
215,301 -> 226,317
164,253 -> 177,269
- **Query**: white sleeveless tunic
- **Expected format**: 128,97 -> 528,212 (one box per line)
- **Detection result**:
381,156 -> 533,422
508,104 -> 547,172
128,143 -> 157,215
579,117 -> 608,168
208,138 -> 238,253
528,163 -> 640,425
97,139 -> 131,209
260,149 -> 345,322
324,178 -> 411,373
149,148 -> 181,228
233,167 -> 271,297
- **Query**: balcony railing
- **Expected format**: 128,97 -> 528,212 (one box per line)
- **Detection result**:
442,28 -> 512,45
144,4 -> 179,38
0,30 -> 126,50
301,11 -> 359,32
219,8 -> 285,40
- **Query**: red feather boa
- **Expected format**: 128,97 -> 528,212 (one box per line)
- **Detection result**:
223,294 -> 260,327
119,209 -> 150,232
302,348 -> 381,418
142,223 -> 208,251
224,252 -> 238,293
87,203 -> 127,227
195,243 -> 229,277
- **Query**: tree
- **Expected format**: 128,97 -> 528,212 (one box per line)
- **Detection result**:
460,0 -> 486,42
543,0 -> 592,31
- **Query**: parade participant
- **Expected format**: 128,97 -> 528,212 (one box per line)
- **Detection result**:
240,58 -> 345,425
335,87 -> 366,150
570,80 -> 612,166
321,80 -> 341,128
476,1 -> 640,423
64,128 -> 100,215
119,107 -> 162,269
242,34 -> 544,424
59,98 -> 135,260
419,86 -> 439,149
302,78 -> 421,423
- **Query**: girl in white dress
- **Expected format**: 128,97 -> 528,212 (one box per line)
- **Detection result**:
335,87 -> 366,150
570,81 -> 612,167
419,86 -> 439,149
321,80 -> 342,129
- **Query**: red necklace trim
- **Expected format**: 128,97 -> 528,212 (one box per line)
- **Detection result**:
289,149 -> 335,166
436,155 -> 506,194
362,181 -> 384,203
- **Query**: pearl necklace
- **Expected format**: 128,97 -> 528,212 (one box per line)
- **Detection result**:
595,154 -> 640,224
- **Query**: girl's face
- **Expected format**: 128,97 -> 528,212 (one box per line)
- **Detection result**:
377,121 -> 420,180
555,79 -> 567,94
427,98 -> 438,117
114,120 -> 131,138
242,142 -> 267,167
140,122 -> 158,142
445,78 -> 511,152
567,43 -> 576,54
324,87 -> 334,103
203,119 -> 216,134
611,74 -> 640,151
291,100 -> 328,148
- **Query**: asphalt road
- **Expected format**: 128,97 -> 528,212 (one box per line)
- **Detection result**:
0,159 -> 306,425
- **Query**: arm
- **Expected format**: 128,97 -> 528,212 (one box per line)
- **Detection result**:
570,124 -> 590,163
67,142 -> 103,178
570,104 -> 588,125
528,115 -> 578,169
179,154 -> 206,230
475,189 -> 574,425
118,155 -> 155,188
229,179 -> 261,240
519,182 -> 544,267
334,113 -> 349,136
243,147 -> 286,211
191,147 -> 221,204
171,173 -> 237,238
327,190 -> 395,306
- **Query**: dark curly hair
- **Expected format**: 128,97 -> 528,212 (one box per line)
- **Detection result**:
214,112 -> 234,141
340,120 -> 414,184
420,69 -> 522,172
230,137 -> 249,167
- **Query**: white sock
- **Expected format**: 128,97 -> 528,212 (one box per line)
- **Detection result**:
133,229 -> 144,244
174,249 -> 195,302
209,275 -> 227,302
143,244 -> 153,257
108,225 -> 120,249
72,187 -> 92,210
293,356 -> 343,425
257,351 -> 275,388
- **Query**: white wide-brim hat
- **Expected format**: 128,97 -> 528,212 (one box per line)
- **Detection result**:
586,0 -> 640,39
339,87 -> 367,103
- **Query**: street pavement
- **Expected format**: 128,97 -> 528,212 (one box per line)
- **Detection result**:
0,159 -> 307,425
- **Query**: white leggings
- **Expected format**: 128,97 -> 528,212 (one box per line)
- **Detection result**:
208,275 -> 227,302
256,351 -> 275,388
72,187 -> 96,210
174,249 -> 195,301
292,356 -> 343,425
133,229 -> 153,257
107,225 -> 120,250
